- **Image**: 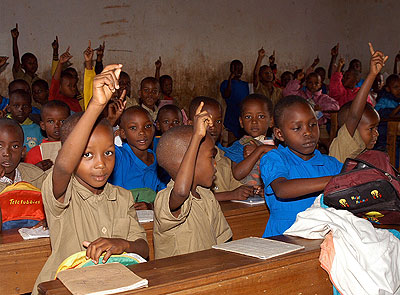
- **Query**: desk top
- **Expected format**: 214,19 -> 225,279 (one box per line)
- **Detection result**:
38,235 -> 326,295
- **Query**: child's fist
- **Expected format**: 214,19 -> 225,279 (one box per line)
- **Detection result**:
92,64 -> 123,106
0,56 -> 9,68
84,41 -> 94,62
338,57 -> 345,67
331,43 -> 339,57
368,43 -> 388,75
59,47 -> 72,64
11,24 -> 19,39
312,55 -> 320,67
295,70 -> 305,81
258,47 -> 266,58
232,185 -> 253,200
269,50 -> 275,64
193,101 -> 213,138
52,36 -> 59,50
155,56 -> 162,69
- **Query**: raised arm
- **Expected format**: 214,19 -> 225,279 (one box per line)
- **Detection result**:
53,47 -> 72,80
155,56 -> 161,80
328,43 -> 339,79
305,55 -> 319,76
169,102 -> 212,212
253,47 -> 265,89
11,24 -> 21,73
346,43 -> 387,136
53,64 -> 122,201
50,36 -> 59,76
394,51 -> 400,75
95,41 -> 105,74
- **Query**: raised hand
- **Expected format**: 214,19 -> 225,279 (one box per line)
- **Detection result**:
155,56 -> 162,69
106,91 -> 127,126
92,64 -> 122,106
59,47 -> 72,64
83,41 -> 94,62
395,51 -> 400,63
11,24 -> 19,39
338,57 -> 345,68
331,43 -> 339,57
295,70 -> 305,81
96,41 -> 105,60
312,55 -> 320,67
0,56 -> 9,68
52,36 -> 59,51
193,102 -> 213,138
269,50 -> 275,64
368,42 -> 388,75
258,47 -> 266,59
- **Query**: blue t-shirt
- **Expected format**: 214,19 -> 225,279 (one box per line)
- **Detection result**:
260,145 -> 342,237
0,97 -> 9,110
108,142 -> 165,192
220,79 -> 249,138
22,123 -> 44,151
219,140 -> 244,163
375,90 -> 400,112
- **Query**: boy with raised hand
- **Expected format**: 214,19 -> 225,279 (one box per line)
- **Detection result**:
329,43 -> 387,163
33,64 -> 148,294
154,103 -> 232,259
11,24 -> 40,86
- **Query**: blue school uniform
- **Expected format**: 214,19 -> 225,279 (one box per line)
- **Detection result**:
108,142 -> 165,192
220,79 -> 249,138
218,140 -> 244,163
260,145 -> 342,237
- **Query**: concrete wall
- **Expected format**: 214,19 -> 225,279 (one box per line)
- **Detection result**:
0,0 -> 398,108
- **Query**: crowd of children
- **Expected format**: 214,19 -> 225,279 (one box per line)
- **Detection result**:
0,23 -> 397,293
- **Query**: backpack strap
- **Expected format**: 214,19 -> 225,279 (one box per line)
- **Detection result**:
344,157 -> 400,181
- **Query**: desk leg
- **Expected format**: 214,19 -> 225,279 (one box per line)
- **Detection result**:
387,121 -> 398,168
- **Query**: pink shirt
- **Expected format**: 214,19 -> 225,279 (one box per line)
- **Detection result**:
329,72 -> 361,107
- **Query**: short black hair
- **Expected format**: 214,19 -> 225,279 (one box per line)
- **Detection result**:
189,96 -> 222,120
159,75 -> 172,85
386,74 -> 400,88
9,89 -> 31,104
60,71 -> 76,84
274,95 -> 312,128
21,52 -> 37,64
120,71 -> 130,80
32,79 -> 49,90
63,67 -> 78,79
338,100 -> 377,128
349,59 -> 361,70
41,100 -> 71,121
60,112 -> 112,144
239,94 -> 273,117
157,104 -> 182,121
140,77 -> 159,89
8,79 -> 30,96
120,106 -> 153,126
306,72 -> 321,82
230,60 -> 243,68
0,118 -> 24,143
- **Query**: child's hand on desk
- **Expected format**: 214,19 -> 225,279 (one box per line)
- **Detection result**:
31,219 -> 47,229
253,185 -> 264,197
83,238 -> 129,264
134,202 -> 153,210
231,185 -> 253,200
35,159 -> 53,171
193,101 -> 212,138
92,64 -> 123,106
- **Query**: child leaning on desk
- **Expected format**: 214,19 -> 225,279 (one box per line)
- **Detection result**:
33,64 -> 148,294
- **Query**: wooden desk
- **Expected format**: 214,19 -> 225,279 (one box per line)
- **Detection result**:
384,116 -> 400,169
38,235 -> 332,295
0,202 -> 268,295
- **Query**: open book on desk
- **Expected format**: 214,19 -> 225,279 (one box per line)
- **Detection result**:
231,196 -> 265,205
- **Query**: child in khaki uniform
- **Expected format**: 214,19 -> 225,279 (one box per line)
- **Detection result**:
329,44 -> 387,163
153,103 -> 232,259
33,64 -> 148,294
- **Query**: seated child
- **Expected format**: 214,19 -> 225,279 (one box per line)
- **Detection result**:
221,94 -> 275,188
33,65 -> 148,294
329,57 -> 360,107
368,72 -> 384,106
7,89 -> 43,151
154,57 -> 175,102
49,47 -> 81,112
220,59 -> 249,139
11,24 -> 40,86
284,71 -> 339,125
153,106 -> 232,259
108,106 -> 164,210
139,77 -> 160,121
315,67 -> 328,94
253,48 -> 283,107
189,97 -> 251,201
32,79 -> 49,110
155,104 -> 183,137
260,95 -> 342,237
330,44 -> 385,162
117,71 -> 135,108
25,100 -> 70,170
348,58 -> 365,87
0,118 -> 47,230
278,71 -> 293,89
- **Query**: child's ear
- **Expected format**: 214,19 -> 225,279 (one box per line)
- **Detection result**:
21,146 -> 27,159
273,127 -> 284,142
239,117 -> 244,129
119,128 -> 127,140
39,121 -> 45,131
187,119 -> 193,126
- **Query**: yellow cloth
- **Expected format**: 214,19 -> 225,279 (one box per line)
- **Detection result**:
329,124 -> 366,163
153,180 -> 232,259
83,68 -> 96,110
213,147 -> 242,193
32,172 -> 147,294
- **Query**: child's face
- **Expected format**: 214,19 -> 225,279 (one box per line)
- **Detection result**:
0,126 -> 25,179
60,77 -> 77,98
315,69 -> 326,82
9,81 -> 30,96
8,94 -> 32,123
140,81 -> 160,109
156,109 -> 183,134
358,109 -> 380,149
32,84 -> 49,105
274,103 -> 319,161
388,80 -> 400,98
120,110 -> 155,153
194,135 -> 217,188
161,78 -> 173,96
230,63 -> 243,79
342,71 -> 358,89
239,99 -> 271,138
40,106 -> 70,141
372,74 -> 383,93
75,124 -> 115,194
306,76 -> 322,94
22,57 -> 38,75
203,103 -> 223,143
260,67 -> 274,83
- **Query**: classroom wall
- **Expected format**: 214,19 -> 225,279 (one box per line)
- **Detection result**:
0,0 -> 398,109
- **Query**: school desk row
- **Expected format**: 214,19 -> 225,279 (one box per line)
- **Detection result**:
0,201 -> 269,295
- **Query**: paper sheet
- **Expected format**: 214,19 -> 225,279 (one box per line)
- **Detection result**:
18,226 -> 49,240
137,210 -> 154,223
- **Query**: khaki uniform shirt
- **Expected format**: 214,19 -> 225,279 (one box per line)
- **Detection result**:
329,124 -> 366,163
141,104 -> 158,122
153,180 -> 232,259
33,172 -> 147,294
213,147 -> 242,193
0,162 -> 46,192
12,67 -> 40,87
255,83 -> 283,107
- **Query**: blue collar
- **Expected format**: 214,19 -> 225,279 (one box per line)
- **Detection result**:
278,144 -> 325,166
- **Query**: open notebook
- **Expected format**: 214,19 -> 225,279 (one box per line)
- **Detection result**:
212,237 -> 304,260
57,262 -> 148,295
